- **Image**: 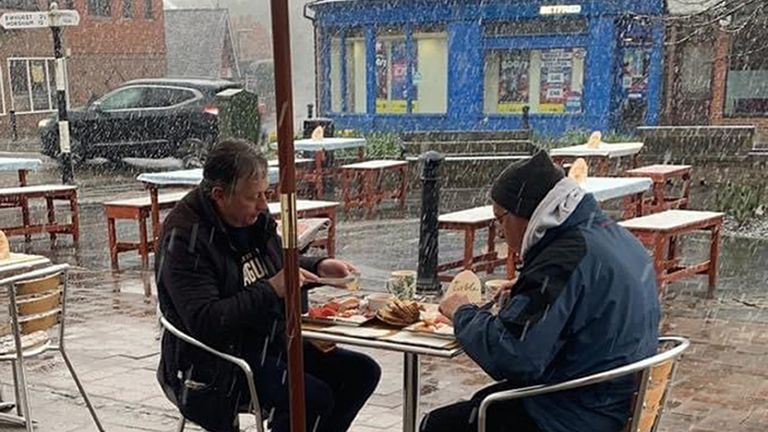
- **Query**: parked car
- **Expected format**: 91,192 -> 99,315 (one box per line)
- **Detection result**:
39,78 -> 265,167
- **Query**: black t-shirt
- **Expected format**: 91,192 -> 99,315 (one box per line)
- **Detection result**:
227,217 -> 310,311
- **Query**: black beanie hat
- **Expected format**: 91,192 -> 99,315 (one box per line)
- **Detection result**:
490,150 -> 564,219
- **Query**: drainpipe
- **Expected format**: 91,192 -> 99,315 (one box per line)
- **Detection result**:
303,2 -> 320,116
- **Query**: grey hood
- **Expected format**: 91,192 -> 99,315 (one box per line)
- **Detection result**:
520,177 -> 586,261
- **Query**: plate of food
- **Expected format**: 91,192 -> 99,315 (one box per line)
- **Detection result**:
304,297 -> 375,326
375,299 -> 423,327
404,313 -> 455,339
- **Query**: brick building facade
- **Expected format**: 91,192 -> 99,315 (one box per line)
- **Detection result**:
0,0 -> 165,140
663,3 -> 768,143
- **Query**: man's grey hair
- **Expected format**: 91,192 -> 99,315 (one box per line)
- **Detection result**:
200,139 -> 269,196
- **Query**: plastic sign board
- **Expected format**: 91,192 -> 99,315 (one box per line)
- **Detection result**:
49,10 -> 80,27
540,5 -> 582,15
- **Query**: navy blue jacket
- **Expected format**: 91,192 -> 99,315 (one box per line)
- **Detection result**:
454,194 -> 660,432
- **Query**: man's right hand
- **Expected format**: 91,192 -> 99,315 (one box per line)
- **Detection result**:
267,268 -> 319,298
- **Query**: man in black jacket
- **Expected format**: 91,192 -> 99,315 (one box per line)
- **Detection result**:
156,139 -> 381,432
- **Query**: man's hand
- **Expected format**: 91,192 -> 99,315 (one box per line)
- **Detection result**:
317,259 -> 359,279
267,268 -> 319,298
439,293 -> 471,321
491,279 -> 517,303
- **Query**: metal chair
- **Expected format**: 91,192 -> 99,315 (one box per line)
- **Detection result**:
478,336 -> 690,432
158,316 -> 266,432
0,264 -> 105,432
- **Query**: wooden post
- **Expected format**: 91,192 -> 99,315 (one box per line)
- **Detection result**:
269,1 -> 306,431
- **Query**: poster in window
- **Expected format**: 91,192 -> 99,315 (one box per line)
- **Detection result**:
376,39 -> 413,114
497,51 -> 529,113
539,48 -> 583,114
622,48 -> 649,99
375,41 -> 389,101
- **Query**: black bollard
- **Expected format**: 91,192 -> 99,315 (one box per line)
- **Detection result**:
416,151 -> 444,294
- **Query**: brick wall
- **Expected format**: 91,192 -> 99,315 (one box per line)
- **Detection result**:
66,0 -> 165,56
67,53 -> 165,106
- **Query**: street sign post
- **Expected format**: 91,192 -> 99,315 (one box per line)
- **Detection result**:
0,3 -> 79,184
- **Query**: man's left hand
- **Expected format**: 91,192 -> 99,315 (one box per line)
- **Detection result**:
439,293 -> 471,321
317,259 -> 359,279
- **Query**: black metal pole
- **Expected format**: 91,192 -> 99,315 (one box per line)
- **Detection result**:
416,151 -> 444,294
522,105 -> 530,131
9,110 -> 17,142
51,23 -> 74,184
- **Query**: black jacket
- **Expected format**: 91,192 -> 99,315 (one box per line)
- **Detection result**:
156,188 -> 323,431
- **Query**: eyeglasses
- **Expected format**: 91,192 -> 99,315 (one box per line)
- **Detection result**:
494,209 -> 509,224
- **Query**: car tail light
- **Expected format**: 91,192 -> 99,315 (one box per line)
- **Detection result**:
203,105 -> 219,116
258,103 -> 266,115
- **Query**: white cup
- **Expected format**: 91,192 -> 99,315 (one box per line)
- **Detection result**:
368,292 -> 394,311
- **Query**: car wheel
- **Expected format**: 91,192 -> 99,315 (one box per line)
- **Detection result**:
176,138 -> 208,169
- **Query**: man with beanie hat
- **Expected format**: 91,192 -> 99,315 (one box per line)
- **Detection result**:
421,151 -> 660,432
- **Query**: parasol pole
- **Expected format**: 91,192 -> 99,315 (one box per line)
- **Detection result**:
269,0 -> 306,431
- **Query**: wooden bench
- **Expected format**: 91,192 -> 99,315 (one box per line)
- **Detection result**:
437,205 -> 515,282
339,160 -> 408,218
624,165 -> 692,215
0,185 -> 79,243
105,191 -> 189,268
620,210 -> 724,298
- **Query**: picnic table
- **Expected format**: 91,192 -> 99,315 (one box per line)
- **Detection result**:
0,157 -> 44,240
0,158 -> 42,186
437,176 -> 653,281
550,142 -> 644,175
293,137 -> 367,197
137,167 -> 279,241
303,313 -> 462,432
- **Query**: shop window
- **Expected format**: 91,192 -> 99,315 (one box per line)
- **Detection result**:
375,27 -> 447,114
484,48 -> 585,114
725,18 -> 768,116
330,28 -> 366,113
413,30 -> 447,114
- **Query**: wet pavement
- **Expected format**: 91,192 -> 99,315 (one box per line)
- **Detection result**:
0,154 -> 766,431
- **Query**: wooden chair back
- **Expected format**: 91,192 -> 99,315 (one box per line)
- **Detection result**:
13,273 -> 63,335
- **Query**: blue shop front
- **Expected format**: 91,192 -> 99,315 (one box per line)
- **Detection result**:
306,0 -> 665,136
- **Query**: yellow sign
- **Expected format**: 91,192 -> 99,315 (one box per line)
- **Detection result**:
498,102 -> 527,113
376,99 -> 407,114
539,103 -> 566,113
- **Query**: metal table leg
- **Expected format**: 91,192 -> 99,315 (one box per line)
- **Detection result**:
403,352 -> 420,432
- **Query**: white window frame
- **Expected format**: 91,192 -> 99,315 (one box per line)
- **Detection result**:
0,66 -> 6,116
7,57 -> 69,115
